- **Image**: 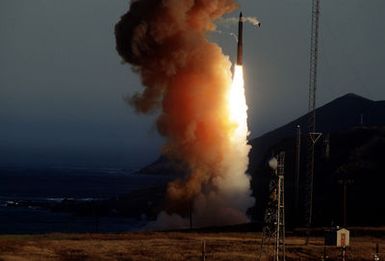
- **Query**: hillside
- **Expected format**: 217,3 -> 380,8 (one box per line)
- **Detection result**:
251,126 -> 385,227
248,93 -> 385,227
248,93 -> 385,173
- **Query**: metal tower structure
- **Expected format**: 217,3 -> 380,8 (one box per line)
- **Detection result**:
259,152 -> 286,261
307,0 -> 320,119
305,0 -> 322,237
274,152 -> 286,261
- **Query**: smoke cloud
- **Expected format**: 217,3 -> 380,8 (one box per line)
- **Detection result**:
115,0 -> 254,228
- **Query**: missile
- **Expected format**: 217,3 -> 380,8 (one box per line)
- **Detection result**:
237,12 -> 243,65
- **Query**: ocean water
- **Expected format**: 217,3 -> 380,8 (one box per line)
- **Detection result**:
0,168 -> 172,234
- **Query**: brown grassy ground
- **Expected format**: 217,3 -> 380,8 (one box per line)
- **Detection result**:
0,231 -> 384,261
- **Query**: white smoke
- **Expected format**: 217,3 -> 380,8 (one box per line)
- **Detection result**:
218,16 -> 262,28
213,29 -> 238,42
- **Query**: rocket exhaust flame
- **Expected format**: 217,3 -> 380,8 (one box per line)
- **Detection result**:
115,0 -> 254,228
229,65 -> 247,141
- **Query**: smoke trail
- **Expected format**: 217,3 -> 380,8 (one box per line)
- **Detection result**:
115,0 -> 254,228
213,29 -> 238,42
218,16 -> 261,28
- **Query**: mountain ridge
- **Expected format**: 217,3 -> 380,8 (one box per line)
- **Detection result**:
248,93 -> 385,174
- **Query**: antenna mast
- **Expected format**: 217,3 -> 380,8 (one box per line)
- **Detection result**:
305,0 -> 321,240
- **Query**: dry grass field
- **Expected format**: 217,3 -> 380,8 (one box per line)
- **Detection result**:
0,231 -> 384,261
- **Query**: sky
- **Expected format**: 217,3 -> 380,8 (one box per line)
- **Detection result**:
1,0 -> 384,169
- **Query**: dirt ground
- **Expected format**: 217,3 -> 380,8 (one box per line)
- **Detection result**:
0,231 -> 384,261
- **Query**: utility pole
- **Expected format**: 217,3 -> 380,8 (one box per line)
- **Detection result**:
324,133 -> 330,159
338,179 -> 353,227
295,125 -> 301,221
305,0 -> 322,244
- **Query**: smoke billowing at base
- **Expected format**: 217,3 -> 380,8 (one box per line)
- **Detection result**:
115,0 -> 254,228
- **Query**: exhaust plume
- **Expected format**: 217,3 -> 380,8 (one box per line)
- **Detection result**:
115,0 -> 254,228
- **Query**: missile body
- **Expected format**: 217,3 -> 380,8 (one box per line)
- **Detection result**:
237,12 -> 243,65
